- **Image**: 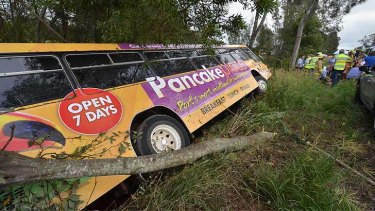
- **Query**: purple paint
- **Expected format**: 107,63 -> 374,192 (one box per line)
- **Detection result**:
141,62 -> 253,117
118,43 -> 239,50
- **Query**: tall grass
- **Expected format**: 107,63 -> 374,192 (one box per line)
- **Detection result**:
254,150 -> 360,211
123,70 -> 371,210
125,154 -> 258,210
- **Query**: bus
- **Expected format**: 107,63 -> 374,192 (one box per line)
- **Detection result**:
0,43 -> 271,209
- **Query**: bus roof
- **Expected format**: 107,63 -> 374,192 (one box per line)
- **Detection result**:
0,43 -> 248,54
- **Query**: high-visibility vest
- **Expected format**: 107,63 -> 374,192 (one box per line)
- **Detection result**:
334,54 -> 350,71
305,57 -> 317,69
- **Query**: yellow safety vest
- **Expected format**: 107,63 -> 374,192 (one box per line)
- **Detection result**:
334,54 -> 350,71
305,57 -> 317,69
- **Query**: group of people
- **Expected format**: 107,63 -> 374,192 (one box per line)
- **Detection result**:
296,49 -> 375,85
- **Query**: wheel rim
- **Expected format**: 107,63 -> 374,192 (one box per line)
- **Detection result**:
150,124 -> 182,153
257,80 -> 267,92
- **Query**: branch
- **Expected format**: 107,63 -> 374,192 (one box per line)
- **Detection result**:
31,10 -> 68,42
1,124 -> 15,151
0,132 -> 275,186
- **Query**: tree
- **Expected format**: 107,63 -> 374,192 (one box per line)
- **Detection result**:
0,0 -> 248,45
253,25 -> 274,60
0,133 -> 275,186
227,23 -> 251,44
289,0 -> 319,70
359,33 -> 375,48
288,0 -> 367,70
247,0 -> 278,48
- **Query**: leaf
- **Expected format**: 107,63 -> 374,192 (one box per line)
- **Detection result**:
69,194 -> 80,202
118,143 -> 126,155
109,136 -> 116,144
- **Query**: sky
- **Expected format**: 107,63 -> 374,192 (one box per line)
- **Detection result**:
228,0 -> 375,49
338,0 -> 375,49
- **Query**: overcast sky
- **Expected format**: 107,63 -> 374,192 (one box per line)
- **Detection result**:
338,0 -> 375,49
228,0 -> 375,49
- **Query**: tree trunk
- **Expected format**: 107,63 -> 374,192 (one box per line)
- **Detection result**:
34,7 -> 47,42
0,132 -> 275,187
248,11 -> 259,48
289,0 -> 319,70
249,12 -> 268,48
8,0 -> 16,41
32,10 -> 68,42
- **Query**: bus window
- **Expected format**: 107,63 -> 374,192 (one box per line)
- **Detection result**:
143,51 -> 168,60
229,49 -> 250,62
66,54 -> 112,68
165,51 -> 186,58
149,58 -> 194,77
109,52 -> 143,63
245,49 -> 261,62
0,56 -> 72,110
215,52 -> 236,64
73,63 -> 152,89
182,50 -> 200,57
0,56 -> 62,74
190,56 -> 219,69
216,49 -> 229,54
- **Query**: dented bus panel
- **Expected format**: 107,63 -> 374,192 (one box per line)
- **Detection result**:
0,43 -> 271,209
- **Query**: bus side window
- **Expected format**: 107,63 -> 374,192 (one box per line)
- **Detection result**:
66,54 -> 111,68
132,63 -> 154,82
149,58 -> 194,77
148,61 -> 171,77
109,52 -> 152,83
215,53 -> 236,64
245,49 -> 260,62
143,52 -> 168,60
165,51 -> 186,58
172,58 -> 194,74
109,52 -> 143,63
72,63 -> 152,89
190,56 -> 219,69
229,49 -> 250,62
182,50 -> 200,57
0,56 -> 72,110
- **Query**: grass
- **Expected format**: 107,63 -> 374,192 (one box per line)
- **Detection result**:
254,150 -> 360,211
123,70 -> 374,210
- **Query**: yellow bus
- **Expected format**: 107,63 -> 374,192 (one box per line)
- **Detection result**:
0,43 -> 271,209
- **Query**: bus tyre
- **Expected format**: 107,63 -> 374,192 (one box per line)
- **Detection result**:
135,115 -> 190,156
254,76 -> 267,95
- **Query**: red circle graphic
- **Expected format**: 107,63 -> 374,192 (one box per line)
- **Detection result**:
59,88 -> 123,135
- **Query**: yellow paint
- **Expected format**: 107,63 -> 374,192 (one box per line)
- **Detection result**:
183,76 -> 258,132
0,43 -> 120,53
0,43 -> 270,208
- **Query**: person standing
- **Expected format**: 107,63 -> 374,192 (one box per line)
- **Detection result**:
305,54 -> 318,73
296,55 -> 305,70
332,49 -> 351,85
328,55 -> 336,73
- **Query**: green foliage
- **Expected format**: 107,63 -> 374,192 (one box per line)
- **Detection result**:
255,150 -> 360,210
253,25 -> 275,60
126,153 -> 257,210
1,130 -> 130,209
0,0 -> 248,44
124,70 -> 372,210
358,33 -> 375,48
0,179 -> 84,210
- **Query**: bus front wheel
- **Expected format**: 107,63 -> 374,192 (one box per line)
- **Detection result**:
254,76 -> 267,95
134,115 -> 190,155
